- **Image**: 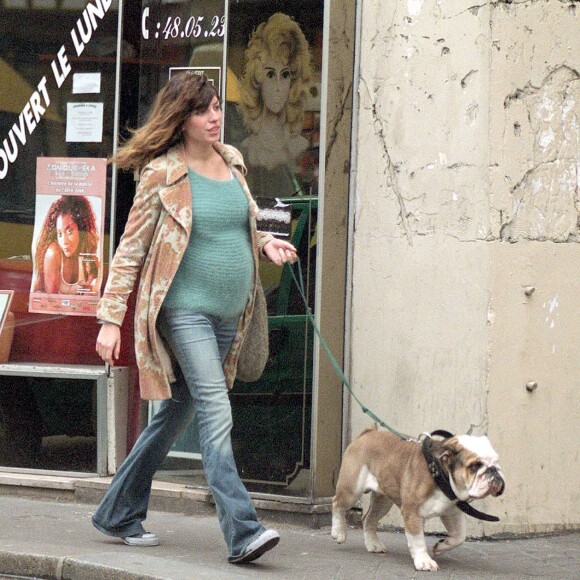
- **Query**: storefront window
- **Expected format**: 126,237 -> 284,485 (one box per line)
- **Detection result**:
0,0 -> 324,487
0,0 -> 120,472
141,0 -> 323,493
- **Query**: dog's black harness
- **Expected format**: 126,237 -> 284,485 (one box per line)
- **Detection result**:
421,430 -> 500,522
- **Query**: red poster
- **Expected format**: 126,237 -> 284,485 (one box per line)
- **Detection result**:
29,157 -> 106,316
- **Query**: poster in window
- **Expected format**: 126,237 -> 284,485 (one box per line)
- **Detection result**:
29,158 -> 106,316
224,9 -> 322,200
169,66 -> 221,94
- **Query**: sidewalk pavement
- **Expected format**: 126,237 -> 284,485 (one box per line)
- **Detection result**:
0,496 -> 577,580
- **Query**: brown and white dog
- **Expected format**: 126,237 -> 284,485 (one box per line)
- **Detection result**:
331,428 -> 505,571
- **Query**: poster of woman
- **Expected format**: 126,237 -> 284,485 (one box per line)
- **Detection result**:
29,158 -> 106,316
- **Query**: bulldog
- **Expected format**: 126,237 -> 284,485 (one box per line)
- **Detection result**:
331,428 -> 505,571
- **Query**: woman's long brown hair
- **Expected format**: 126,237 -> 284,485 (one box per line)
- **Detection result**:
111,73 -> 219,172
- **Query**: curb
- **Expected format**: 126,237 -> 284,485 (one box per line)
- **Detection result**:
0,551 -> 165,580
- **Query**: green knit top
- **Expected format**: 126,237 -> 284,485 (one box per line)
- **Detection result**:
162,168 -> 254,318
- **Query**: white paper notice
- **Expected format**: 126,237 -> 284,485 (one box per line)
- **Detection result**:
66,103 -> 104,143
72,72 -> 101,94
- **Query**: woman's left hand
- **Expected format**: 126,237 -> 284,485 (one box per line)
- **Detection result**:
263,238 -> 298,266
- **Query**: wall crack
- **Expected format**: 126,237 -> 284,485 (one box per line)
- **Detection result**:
361,77 -> 414,246
326,81 -> 353,167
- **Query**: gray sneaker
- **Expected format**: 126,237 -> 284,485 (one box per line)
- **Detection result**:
229,529 -> 280,564
123,532 -> 160,547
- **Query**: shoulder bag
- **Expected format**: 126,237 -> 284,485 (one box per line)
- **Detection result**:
236,279 -> 269,383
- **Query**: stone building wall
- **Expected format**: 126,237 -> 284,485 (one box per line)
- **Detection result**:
349,0 -> 579,534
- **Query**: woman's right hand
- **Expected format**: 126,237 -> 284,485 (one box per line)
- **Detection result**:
96,322 -> 121,366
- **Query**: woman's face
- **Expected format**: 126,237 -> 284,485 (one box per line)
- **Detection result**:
56,213 -> 80,258
261,58 -> 292,115
182,95 -> 222,147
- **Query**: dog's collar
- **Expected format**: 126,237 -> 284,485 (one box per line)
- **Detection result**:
422,431 -> 500,523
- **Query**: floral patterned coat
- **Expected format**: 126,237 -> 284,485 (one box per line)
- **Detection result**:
96,142 -> 274,400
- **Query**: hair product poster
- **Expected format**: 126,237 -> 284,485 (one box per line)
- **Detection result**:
29,157 -> 106,316
224,6 -> 323,201
169,66 -> 221,95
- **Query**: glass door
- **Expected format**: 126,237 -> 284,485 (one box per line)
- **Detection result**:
136,0 -> 324,494
224,1 -> 322,491
141,0 -> 228,466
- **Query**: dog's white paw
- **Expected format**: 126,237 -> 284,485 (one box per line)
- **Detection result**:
331,512 -> 347,544
364,532 -> 386,553
365,540 -> 387,553
433,538 -> 457,555
433,539 -> 446,555
413,553 -> 439,571
331,524 -> 346,544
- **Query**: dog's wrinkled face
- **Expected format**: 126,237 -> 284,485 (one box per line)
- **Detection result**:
436,435 -> 505,501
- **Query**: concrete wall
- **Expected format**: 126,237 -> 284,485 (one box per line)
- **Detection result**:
349,0 -> 579,534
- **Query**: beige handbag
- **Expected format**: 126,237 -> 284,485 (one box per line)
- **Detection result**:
236,280 -> 269,383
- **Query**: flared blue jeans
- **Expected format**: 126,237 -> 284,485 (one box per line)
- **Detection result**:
92,308 -> 265,558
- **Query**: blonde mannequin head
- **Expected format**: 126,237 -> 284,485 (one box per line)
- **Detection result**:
239,13 -> 312,136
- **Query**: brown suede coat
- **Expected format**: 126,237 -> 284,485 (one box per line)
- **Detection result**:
97,142 -> 273,400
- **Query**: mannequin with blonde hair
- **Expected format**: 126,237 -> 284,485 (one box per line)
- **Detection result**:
238,13 -> 312,198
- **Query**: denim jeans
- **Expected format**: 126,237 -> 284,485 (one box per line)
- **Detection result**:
92,308 -> 265,558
